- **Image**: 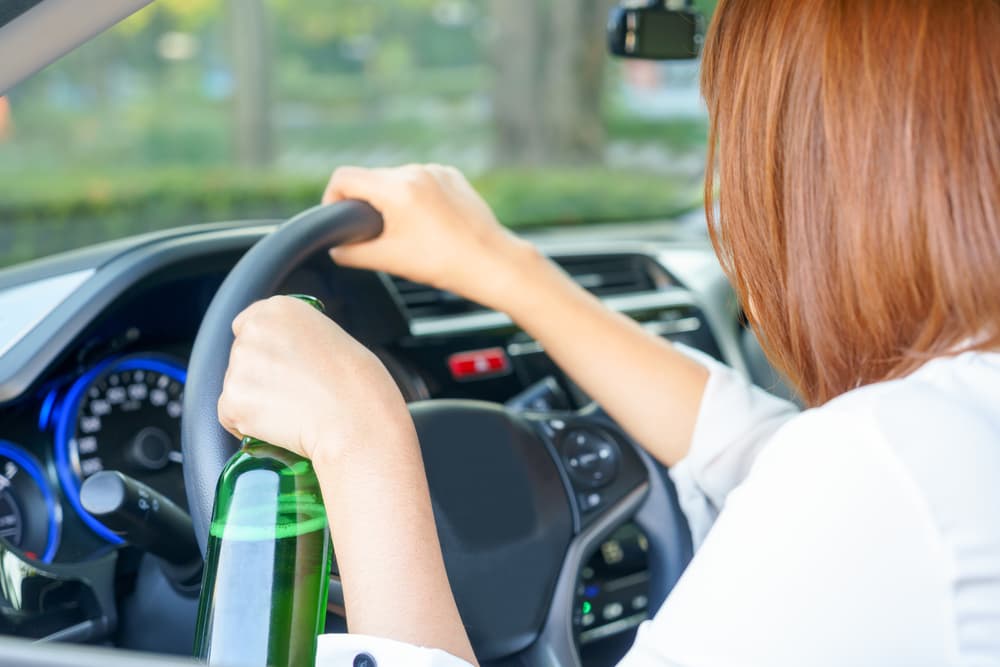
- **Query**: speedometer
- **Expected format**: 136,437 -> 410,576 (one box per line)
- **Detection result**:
54,355 -> 186,544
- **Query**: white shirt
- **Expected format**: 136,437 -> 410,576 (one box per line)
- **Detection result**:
317,348 -> 1000,666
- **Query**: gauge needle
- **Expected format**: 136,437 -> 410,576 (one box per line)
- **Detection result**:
168,451 -> 184,464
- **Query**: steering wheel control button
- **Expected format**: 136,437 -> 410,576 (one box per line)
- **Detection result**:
537,417 -> 566,440
447,347 -> 511,381
562,428 -> 619,489
602,601 -> 624,621
353,654 -> 377,667
580,492 -> 602,511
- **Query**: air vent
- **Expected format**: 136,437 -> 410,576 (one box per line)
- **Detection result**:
388,253 -> 669,320
554,254 -> 662,297
389,277 -> 485,319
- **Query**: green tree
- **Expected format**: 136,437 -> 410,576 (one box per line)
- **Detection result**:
490,0 -> 613,166
228,0 -> 273,167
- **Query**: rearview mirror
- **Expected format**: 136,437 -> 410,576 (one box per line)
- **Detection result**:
607,2 -> 704,61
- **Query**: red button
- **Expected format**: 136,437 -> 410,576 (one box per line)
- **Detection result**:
447,347 -> 511,381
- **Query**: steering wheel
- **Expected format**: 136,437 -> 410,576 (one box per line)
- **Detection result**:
181,201 -> 692,666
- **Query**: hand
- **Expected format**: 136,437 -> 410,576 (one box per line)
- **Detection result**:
220,296 -> 477,663
323,164 -> 542,312
217,296 -> 415,462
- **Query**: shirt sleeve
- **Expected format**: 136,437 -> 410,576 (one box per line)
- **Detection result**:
316,633 -> 474,667
668,344 -> 800,548
619,409 -> 958,667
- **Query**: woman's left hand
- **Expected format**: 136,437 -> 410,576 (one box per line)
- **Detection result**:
217,295 -> 414,463
217,295 -> 477,664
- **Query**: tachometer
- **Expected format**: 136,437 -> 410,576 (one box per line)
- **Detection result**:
0,440 -> 61,562
54,355 -> 186,544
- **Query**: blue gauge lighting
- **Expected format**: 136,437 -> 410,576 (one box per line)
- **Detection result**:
0,440 -> 61,563
38,387 -> 59,432
53,355 -> 186,545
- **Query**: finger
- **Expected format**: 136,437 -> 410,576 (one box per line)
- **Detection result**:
322,166 -> 390,206
232,307 -> 252,337
326,217 -> 405,266
328,243 -> 379,268
217,392 -> 243,440
432,164 -> 463,186
425,163 -> 459,179
232,299 -> 269,337
218,375 -> 270,441
222,423 -> 243,441
219,409 -> 244,441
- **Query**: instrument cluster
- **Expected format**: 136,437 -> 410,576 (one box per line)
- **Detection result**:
52,354 -> 187,546
0,343 -> 427,565
0,439 -> 60,562
0,353 -> 187,564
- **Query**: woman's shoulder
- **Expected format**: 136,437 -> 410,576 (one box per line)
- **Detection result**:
827,349 -> 1000,410
748,351 -> 1000,663
764,350 -> 1000,504
749,349 -> 1000,551
812,350 -> 1000,471
767,350 -> 998,448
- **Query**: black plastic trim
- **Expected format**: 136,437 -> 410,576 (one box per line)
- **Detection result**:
519,407 -> 692,667
0,223 -> 279,403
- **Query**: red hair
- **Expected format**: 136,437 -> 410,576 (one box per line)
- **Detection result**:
701,0 -> 1000,405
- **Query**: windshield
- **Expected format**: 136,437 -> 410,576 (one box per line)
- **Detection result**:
0,0 -> 715,268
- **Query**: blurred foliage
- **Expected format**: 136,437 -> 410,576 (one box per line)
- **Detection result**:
0,167 -> 700,268
693,0 -> 719,16
0,0 -> 715,268
1,166 -> 697,226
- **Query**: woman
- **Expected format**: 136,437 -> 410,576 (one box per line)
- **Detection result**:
217,1 -> 1000,665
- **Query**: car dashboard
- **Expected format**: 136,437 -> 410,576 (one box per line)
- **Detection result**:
0,217 -> 760,665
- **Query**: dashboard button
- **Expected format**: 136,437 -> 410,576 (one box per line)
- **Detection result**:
447,348 -> 511,381
562,429 -> 619,488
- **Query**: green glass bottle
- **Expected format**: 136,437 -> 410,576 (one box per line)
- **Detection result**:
194,296 -> 331,667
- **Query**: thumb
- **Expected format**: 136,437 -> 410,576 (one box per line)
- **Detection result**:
328,241 -> 384,270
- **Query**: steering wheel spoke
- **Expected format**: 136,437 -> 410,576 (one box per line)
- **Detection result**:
516,406 -> 692,666
524,408 -> 649,534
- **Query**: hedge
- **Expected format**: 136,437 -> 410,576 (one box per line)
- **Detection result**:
0,167 -> 702,268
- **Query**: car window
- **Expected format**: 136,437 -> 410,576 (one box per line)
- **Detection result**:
0,0 -> 716,268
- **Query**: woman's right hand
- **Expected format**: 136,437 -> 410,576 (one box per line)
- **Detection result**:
323,164 -> 540,312
324,163 -> 709,470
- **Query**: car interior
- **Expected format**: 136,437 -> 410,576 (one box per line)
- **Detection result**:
0,1 -> 795,665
